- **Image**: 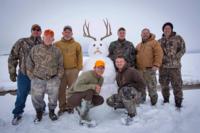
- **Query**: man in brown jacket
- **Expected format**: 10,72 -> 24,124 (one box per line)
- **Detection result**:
136,28 -> 163,105
55,26 -> 83,115
107,56 -> 145,125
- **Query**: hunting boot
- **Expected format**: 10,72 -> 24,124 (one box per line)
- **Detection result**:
34,110 -> 43,123
49,109 -> 58,121
175,98 -> 183,108
76,99 -> 97,127
163,96 -> 169,103
150,95 -> 158,106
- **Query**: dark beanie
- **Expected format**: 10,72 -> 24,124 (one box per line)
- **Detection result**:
63,25 -> 72,32
162,22 -> 173,31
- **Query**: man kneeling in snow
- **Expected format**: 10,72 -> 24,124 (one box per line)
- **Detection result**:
107,56 -> 146,124
67,60 -> 105,127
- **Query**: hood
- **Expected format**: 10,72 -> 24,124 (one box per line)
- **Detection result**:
142,33 -> 155,43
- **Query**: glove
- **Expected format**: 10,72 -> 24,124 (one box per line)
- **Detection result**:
10,73 -> 17,82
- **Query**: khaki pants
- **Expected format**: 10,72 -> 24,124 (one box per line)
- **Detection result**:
58,69 -> 79,110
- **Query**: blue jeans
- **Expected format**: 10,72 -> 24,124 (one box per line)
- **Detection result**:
12,71 -> 31,117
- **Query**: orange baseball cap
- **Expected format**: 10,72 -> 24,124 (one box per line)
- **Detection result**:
94,60 -> 105,67
44,29 -> 54,37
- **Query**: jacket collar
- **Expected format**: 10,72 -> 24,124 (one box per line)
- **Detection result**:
117,38 -> 126,43
30,36 -> 42,43
92,70 -> 102,79
41,43 -> 53,49
162,32 -> 176,39
117,64 -> 129,73
61,37 -> 74,43
142,33 -> 155,43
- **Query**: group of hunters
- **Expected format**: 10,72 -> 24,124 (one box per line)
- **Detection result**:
8,22 -> 186,125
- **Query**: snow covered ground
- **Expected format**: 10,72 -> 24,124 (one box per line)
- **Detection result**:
0,88 -> 199,133
1,53 -> 200,91
0,53 -> 200,133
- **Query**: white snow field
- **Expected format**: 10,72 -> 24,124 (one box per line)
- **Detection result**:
0,53 -> 200,133
0,88 -> 199,133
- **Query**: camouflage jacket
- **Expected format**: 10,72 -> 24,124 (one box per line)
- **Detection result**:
26,44 -> 64,80
158,32 -> 186,68
8,36 -> 42,76
108,39 -> 136,67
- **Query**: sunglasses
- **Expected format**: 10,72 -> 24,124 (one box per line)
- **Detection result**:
32,28 -> 41,32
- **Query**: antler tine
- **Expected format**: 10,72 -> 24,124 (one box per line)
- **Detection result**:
83,20 -> 96,41
100,19 -> 112,41
109,22 -> 112,35
83,20 -> 87,36
86,23 -> 90,35
106,18 -> 111,35
105,19 -> 111,35
103,19 -> 108,35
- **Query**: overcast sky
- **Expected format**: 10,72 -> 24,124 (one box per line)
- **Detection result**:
0,0 -> 200,53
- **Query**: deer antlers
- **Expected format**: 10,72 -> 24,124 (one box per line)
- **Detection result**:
100,19 -> 112,41
83,21 -> 96,41
83,19 -> 112,41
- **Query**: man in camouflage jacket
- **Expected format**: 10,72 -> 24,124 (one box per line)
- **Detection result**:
8,24 -> 42,125
108,27 -> 136,68
158,22 -> 186,108
26,29 -> 64,122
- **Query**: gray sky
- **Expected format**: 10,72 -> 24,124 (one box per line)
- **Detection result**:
0,0 -> 200,53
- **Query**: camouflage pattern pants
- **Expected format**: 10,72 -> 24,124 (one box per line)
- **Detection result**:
159,68 -> 183,101
106,86 -> 140,117
58,69 -> 79,110
31,76 -> 60,111
139,69 -> 158,104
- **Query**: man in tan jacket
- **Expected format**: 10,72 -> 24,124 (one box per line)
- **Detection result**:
55,26 -> 83,115
136,28 -> 163,105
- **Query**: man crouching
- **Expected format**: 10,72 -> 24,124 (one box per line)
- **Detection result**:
107,56 -> 146,125
26,29 -> 64,123
67,60 -> 105,127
